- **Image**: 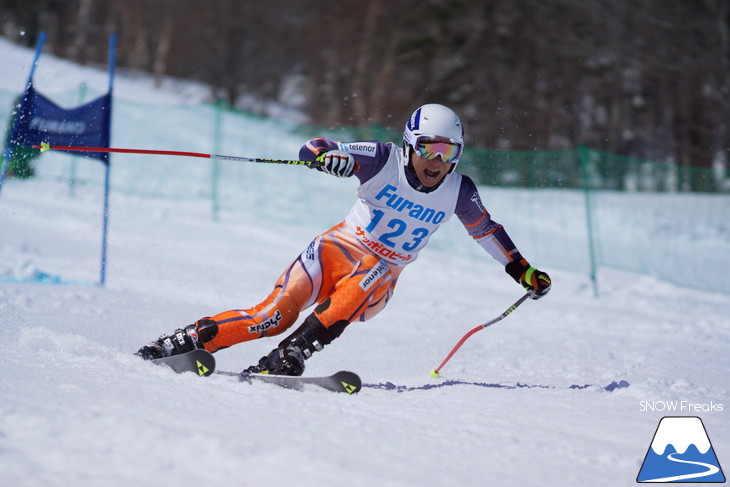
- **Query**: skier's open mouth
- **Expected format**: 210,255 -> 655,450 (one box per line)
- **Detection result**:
424,168 -> 441,180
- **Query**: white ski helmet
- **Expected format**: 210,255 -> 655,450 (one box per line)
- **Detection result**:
403,103 -> 464,166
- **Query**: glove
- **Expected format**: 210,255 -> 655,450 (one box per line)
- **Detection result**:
505,259 -> 551,299
315,150 -> 355,178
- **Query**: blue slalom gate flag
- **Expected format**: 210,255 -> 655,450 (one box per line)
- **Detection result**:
0,32 -> 117,286
10,84 -> 112,164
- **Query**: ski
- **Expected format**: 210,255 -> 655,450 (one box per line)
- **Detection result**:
220,370 -> 362,394
151,349 -> 215,376
148,350 -> 361,394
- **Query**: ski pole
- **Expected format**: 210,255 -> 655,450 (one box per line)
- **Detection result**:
32,141 -> 324,168
430,293 -> 530,378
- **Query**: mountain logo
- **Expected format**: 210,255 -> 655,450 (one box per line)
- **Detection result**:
637,416 -> 725,483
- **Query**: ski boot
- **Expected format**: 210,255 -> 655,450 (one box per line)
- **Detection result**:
135,324 -> 201,360
244,344 -> 307,376
242,313 -> 347,376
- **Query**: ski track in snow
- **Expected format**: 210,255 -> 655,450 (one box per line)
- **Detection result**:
1,37 -> 729,487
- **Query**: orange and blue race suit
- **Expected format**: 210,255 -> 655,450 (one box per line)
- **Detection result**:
196,138 -> 525,353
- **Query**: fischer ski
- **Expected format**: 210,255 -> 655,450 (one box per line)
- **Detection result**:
151,349 -> 215,376
230,370 -> 362,394
148,349 -> 361,394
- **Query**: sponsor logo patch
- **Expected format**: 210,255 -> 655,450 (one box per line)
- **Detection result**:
470,191 -> 485,213
342,142 -> 377,156
248,310 -> 283,334
306,241 -> 316,260
355,227 -> 414,263
359,261 -> 388,291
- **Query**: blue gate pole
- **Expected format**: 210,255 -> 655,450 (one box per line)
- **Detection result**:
99,33 -> 116,286
0,33 -> 46,198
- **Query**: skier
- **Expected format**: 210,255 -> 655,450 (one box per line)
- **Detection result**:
136,103 -> 551,376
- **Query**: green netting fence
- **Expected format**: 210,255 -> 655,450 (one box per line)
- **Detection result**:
2,87 -> 729,295
455,145 -> 730,296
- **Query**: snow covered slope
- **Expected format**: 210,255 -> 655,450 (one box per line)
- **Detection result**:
1,37 -> 728,487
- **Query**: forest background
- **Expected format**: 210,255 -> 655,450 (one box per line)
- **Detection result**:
1,0 -> 728,171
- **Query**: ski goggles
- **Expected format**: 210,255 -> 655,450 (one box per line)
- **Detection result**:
413,135 -> 463,163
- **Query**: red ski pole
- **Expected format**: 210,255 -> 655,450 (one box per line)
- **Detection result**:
33,142 -> 323,168
430,293 -> 530,378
